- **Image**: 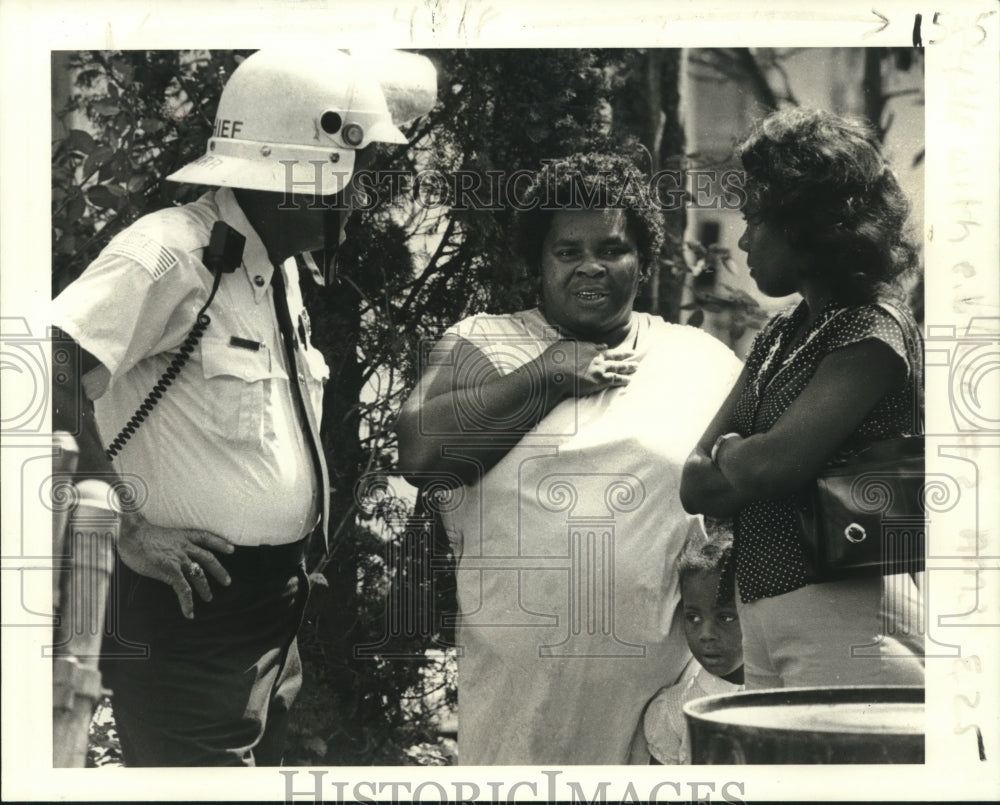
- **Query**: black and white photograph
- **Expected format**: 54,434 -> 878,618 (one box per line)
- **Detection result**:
1,0 -> 998,802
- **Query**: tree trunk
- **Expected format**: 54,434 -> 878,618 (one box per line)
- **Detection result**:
657,49 -> 686,323
616,49 -> 685,321
862,48 -> 887,140
300,269 -> 367,726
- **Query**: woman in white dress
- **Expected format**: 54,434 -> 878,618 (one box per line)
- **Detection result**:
396,153 -> 741,764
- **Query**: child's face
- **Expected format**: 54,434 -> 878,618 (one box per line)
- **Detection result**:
681,569 -> 743,678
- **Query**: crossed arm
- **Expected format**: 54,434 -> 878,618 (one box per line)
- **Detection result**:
395,334 -> 638,487
679,339 -> 907,518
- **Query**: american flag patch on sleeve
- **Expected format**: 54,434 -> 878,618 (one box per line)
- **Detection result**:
108,230 -> 179,281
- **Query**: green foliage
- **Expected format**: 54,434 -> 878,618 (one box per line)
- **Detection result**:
682,240 -> 769,338
86,696 -> 122,767
51,51 -> 251,295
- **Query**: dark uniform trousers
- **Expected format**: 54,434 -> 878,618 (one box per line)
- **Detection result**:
101,538 -> 309,766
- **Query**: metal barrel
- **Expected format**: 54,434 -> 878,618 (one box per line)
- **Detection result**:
684,685 -> 925,764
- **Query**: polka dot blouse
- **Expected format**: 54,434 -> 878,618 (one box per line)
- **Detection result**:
730,298 -> 922,603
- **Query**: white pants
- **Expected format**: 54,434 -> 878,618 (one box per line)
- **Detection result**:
737,573 -> 925,690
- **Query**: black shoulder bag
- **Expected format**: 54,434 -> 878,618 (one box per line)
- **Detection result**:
797,301 -> 925,578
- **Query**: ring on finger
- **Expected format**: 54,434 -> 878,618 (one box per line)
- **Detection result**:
186,561 -> 204,578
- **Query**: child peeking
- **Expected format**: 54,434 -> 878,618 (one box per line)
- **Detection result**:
643,519 -> 744,764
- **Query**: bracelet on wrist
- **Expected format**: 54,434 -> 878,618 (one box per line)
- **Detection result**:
710,432 -> 740,465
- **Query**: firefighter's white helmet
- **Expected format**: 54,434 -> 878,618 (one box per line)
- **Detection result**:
167,49 -> 418,195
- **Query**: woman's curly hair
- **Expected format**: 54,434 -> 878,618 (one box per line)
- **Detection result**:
679,518 -> 735,604
514,152 -> 665,277
736,108 -> 919,303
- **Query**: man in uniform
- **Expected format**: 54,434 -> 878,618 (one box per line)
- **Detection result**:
52,49 -> 435,766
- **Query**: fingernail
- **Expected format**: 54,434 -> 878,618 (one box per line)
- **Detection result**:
185,611 -> 194,620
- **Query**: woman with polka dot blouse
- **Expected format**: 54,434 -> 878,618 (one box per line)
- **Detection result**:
680,108 -> 925,689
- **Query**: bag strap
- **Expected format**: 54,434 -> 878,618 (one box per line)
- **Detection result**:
876,299 -> 924,435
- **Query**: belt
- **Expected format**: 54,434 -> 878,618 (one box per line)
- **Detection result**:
222,538 -> 308,574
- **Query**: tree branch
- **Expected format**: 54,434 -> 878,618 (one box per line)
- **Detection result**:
733,48 -> 779,111
397,215 -> 458,321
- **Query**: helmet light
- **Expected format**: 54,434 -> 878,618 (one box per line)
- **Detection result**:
342,123 -> 365,147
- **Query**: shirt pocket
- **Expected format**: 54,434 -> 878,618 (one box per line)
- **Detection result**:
200,336 -> 273,446
300,346 -> 329,423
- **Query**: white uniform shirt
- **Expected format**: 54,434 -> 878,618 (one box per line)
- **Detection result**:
52,188 -> 327,546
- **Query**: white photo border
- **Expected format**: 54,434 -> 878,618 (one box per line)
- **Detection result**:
1,0 -> 998,801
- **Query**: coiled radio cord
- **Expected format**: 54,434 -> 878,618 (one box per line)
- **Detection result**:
104,270 -> 225,461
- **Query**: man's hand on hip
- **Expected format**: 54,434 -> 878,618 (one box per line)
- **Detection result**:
119,514 -> 235,619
